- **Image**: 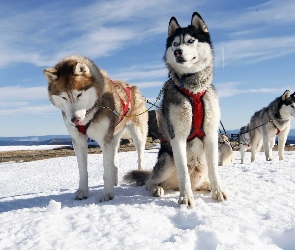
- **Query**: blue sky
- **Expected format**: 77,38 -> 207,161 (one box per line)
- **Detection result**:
0,0 -> 295,137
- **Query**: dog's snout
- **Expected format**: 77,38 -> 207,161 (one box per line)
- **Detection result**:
71,117 -> 78,123
174,49 -> 183,57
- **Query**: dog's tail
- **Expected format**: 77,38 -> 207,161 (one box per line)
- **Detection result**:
124,170 -> 151,186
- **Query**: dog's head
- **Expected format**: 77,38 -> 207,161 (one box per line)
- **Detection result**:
278,90 -> 295,119
218,134 -> 230,145
164,12 -> 213,76
43,56 -> 104,126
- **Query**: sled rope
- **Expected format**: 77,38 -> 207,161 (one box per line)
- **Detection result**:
238,119 -> 276,136
220,119 -> 278,148
92,79 -> 170,118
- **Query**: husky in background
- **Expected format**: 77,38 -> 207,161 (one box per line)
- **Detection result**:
125,12 -> 227,207
218,134 -> 234,166
44,55 -> 148,202
238,124 -> 251,164
249,90 -> 295,162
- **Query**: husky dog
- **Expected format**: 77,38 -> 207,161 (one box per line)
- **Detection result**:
218,134 -> 234,166
124,12 -> 227,207
44,55 -> 148,202
238,124 -> 251,164
249,90 -> 295,162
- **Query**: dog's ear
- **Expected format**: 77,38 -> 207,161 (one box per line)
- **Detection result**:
168,17 -> 180,36
282,90 -> 290,100
74,62 -> 91,76
191,12 -> 208,33
44,68 -> 58,83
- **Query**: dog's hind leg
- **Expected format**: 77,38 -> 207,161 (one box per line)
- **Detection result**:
250,133 -> 260,162
263,133 -> 273,161
113,129 -> 125,186
127,123 -> 147,170
146,150 -> 177,197
240,145 -> 246,164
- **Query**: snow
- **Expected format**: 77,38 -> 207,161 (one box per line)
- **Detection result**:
1,147 -> 295,250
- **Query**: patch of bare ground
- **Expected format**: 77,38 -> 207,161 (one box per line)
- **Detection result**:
0,137 -> 159,163
1,138 -> 294,163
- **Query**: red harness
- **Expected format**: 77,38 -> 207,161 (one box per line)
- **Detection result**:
177,86 -> 206,141
76,81 -> 131,135
116,84 -> 131,125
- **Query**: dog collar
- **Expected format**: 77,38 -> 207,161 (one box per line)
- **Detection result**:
176,86 -> 206,141
271,121 -> 281,135
76,121 -> 91,135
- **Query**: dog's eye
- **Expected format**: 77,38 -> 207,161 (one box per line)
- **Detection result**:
61,96 -> 67,100
187,39 -> 195,44
77,93 -> 82,99
173,41 -> 180,46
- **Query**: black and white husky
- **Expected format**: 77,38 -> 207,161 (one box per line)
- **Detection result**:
125,12 -> 227,207
249,90 -> 295,162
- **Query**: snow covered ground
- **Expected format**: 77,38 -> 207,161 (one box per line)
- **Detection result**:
1,147 -> 295,249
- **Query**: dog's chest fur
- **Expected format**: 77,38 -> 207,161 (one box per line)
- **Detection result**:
159,73 -> 219,143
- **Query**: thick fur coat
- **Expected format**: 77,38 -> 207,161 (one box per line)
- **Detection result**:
218,134 -> 234,166
249,90 -> 295,162
125,12 -> 227,207
44,55 -> 148,202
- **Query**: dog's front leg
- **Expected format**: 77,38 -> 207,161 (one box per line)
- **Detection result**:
100,140 -> 116,202
72,135 -> 89,200
204,134 -> 227,201
170,138 -> 194,207
278,128 -> 289,160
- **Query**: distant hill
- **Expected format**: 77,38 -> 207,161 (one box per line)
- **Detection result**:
0,135 -> 72,146
1,129 -> 295,146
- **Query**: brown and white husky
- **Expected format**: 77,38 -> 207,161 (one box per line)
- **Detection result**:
44,55 -> 148,202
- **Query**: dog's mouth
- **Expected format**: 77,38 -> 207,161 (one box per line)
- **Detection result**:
176,56 -> 186,63
72,118 -> 84,126
176,56 -> 196,64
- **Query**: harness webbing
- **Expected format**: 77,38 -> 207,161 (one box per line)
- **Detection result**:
176,86 -> 206,141
76,122 -> 91,135
116,84 -> 131,125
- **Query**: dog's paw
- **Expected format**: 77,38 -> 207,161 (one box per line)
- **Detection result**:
100,193 -> 114,202
152,186 -> 164,197
178,195 -> 195,207
211,189 -> 228,202
74,189 -> 89,200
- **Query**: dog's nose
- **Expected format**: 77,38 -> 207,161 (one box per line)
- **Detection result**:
71,116 -> 81,123
174,49 -> 183,57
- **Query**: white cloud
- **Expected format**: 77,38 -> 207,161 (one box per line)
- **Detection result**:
0,0 -> 203,67
0,105 -> 57,116
111,68 -> 167,82
210,0 -> 295,31
215,35 -> 295,67
0,102 -> 28,108
216,82 -> 293,98
0,86 -> 48,101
